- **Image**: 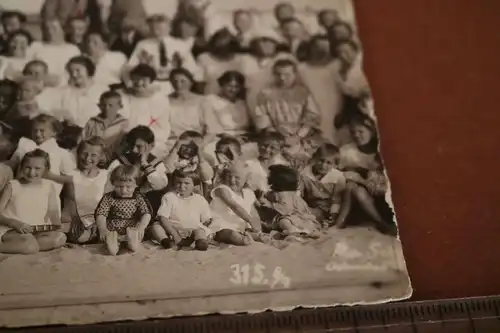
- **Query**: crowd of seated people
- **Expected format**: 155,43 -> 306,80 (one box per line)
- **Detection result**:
0,0 -> 395,256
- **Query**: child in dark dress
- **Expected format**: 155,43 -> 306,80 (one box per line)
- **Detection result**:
95,165 -> 152,256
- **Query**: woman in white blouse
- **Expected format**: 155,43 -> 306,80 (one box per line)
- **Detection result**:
27,20 -> 81,86
47,56 -> 108,128
167,67 -> 220,152
83,30 -> 127,87
0,30 -> 33,81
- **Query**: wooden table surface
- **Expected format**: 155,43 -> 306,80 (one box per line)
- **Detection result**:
355,0 -> 500,300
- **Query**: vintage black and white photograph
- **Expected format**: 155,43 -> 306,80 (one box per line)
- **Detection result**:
0,0 -> 411,327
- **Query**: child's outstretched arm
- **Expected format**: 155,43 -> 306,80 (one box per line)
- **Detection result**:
213,187 -> 261,230
143,162 -> 169,191
134,194 -> 152,239
0,183 -> 32,233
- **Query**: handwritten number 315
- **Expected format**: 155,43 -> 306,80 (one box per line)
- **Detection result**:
230,263 -> 291,288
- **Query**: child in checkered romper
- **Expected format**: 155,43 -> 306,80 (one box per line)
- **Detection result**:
95,165 -> 152,255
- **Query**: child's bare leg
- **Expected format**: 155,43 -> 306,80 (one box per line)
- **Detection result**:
149,222 -> 174,249
0,231 -> 39,254
350,184 -> 385,224
125,227 -> 141,252
35,231 -> 67,251
336,184 -> 353,228
192,229 -> 209,251
214,229 -> 253,246
277,217 -> 301,235
105,231 -> 119,256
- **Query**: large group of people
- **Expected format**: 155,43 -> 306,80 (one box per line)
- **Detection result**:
0,0 -> 395,256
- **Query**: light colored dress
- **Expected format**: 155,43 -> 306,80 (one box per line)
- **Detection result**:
209,184 -> 256,233
298,61 -> 343,144
0,179 -> 60,239
157,191 -> 212,237
204,95 -> 250,137
197,53 -> 244,95
92,51 -> 127,86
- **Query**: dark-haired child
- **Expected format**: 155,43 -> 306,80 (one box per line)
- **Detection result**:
0,149 -> 66,254
164,130 -> 214,196
300,143 -> 345,225
246,131 -> 289,193
108,125 -> 169,194
212,135 -> 244,186
82,90 -> 129,159
96,165 -> 152,255
120,64 -> 171,159
264,164 -> 321,237
45,137 -> 110,244
150,169 -> 212,251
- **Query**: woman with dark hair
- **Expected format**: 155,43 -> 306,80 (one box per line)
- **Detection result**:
166,67 -> 220,152
336,114 -> 396,236
119,64 -> 171,159
196,28 -> 244,95
203,70 -> 256,165
298,34 -> 342,145
0,11 -> 27,55
27,20 -> 81,85
45,56 -> 108,133
0,30 -> 33,81
84,30 -> 127,86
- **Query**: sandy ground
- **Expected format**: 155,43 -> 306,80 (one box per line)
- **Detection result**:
0,226 -> 411,328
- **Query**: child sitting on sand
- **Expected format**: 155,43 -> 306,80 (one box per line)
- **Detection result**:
210,162 -> 266,246
264,164 -> 321,238
0,149 -> 66,254
4,114 -> 75,193
300,143 -> 346,225
95,165 -> 152,256
150,169 -> 212,251
108,125 -> 169,193
44,137 -> 110,244
163,131 -> 214,193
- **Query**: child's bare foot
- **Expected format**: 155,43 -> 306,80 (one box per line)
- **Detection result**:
242,232 -> 254,245
126,228 -> 141,252
195,239 -> 209,251
105,231 -> 119,256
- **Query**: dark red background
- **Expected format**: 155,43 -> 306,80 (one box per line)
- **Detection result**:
354,0 -> 500,300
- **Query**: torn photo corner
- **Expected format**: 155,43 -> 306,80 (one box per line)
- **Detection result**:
0,0 -> 411,328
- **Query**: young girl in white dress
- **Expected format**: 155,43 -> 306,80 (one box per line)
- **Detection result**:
210,162 -> 264,246
0,149 -> 66,254
44,137 -> 110,244
5,114 -> 75,195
